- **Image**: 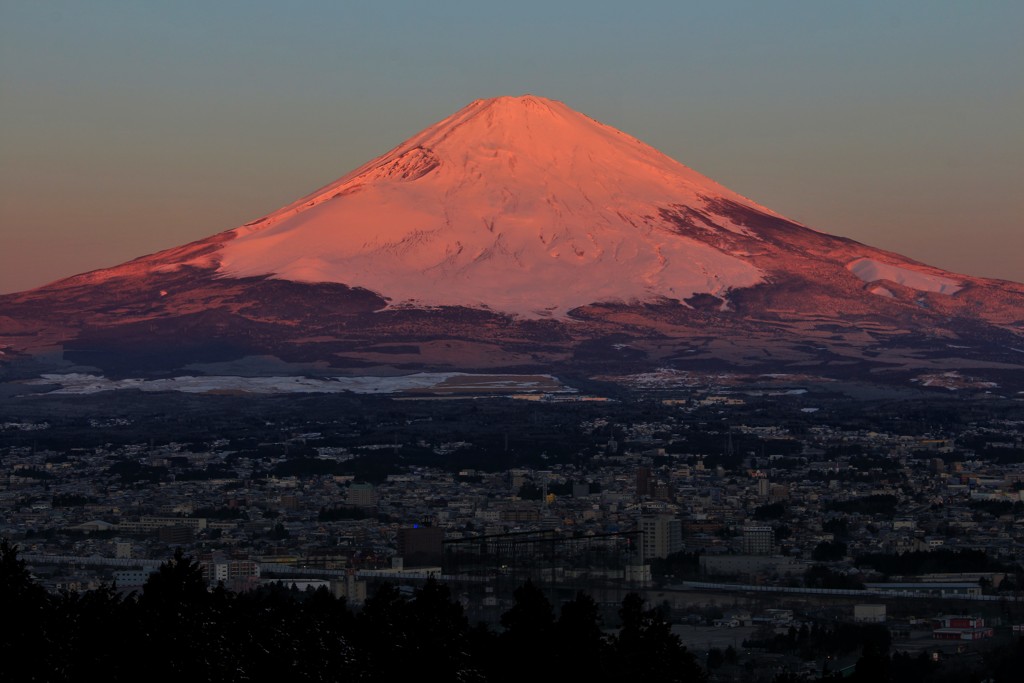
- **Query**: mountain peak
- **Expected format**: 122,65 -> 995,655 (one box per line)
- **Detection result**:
469,93 -> 560,108
4,96 -> 1021,384
218,96 -> 781,317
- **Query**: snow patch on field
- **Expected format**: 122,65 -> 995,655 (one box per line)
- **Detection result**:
910,371 -> 998,391
25,373 -> 570,396
847,258 -> 962,295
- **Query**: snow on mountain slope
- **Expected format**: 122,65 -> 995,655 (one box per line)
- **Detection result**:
846,257 -> 963,295
3,93 -> 1022,385
217,95 -> 769,317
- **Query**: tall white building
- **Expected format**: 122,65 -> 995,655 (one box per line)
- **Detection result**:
639,514 -> 682,560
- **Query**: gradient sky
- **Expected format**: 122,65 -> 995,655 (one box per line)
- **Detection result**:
2,1 -> 1022,294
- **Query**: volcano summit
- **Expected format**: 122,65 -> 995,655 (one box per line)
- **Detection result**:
2,95 -> 1023,389
220,95 -> 768,318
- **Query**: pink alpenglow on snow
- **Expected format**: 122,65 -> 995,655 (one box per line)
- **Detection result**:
217,95 -> 770,317
846,257 -> 963,295
3,94 -> 1023,386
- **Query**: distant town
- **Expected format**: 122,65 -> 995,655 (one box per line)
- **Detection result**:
3,382 -> 1023,680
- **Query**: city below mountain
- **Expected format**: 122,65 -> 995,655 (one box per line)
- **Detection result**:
2,95 -> 1023,393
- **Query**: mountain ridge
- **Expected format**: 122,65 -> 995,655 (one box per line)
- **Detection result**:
2,95 -> 1022,389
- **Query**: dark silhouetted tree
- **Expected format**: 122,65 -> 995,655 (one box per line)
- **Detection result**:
131,548 -> 231,679
408,578 -> 478,680
1,539 -> 55,681
614,592 -> 706,682
493,580 -> 556,682
554,591 -> 613,680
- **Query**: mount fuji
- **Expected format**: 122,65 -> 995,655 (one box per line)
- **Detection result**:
2,95 -> 1023,390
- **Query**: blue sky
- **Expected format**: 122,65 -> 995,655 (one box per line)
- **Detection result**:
2,1 -> 1022,292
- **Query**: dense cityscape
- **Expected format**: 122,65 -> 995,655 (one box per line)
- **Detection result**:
3,380 -> 1023,680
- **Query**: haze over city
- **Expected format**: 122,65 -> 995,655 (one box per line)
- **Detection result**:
2,1 -> 1022,293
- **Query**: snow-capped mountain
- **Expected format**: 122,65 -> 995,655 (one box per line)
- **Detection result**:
2,95 -> 1022,388
219,95 -> 768,318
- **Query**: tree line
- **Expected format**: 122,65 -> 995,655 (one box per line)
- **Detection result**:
1,540 -> 706,682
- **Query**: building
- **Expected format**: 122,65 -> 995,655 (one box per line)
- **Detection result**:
741,526 -> 775,555
397,525 -> 445,567
932,616 -> 993,641
638,514 -> 682,560
700,555 -> 801,579
864,582 -> 982,597
347,483 -> 379,509
204,559 -> 260,585
118,516 -> 209,533
158,525 -> 195,544
637,466 -> 652,498
854,604 -> 886,623
331,574 -> 367,605
113,568 -> 154,587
